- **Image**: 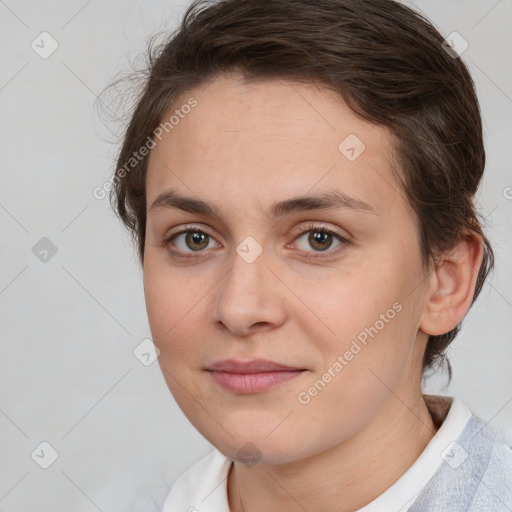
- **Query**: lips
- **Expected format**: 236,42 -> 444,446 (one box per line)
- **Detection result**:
206,359 -> 306,393
207,358 -> 304,373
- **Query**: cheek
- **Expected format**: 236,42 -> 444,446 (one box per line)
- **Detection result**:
297,255 -> 420,385
144,264 -> 206,407
143,254 -> 197,354
292,303 -> 417,445
294,262 -> 401,343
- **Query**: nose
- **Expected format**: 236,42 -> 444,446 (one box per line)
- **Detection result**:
210,245 -> 287,337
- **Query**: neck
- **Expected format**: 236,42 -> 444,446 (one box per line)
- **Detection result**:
228,390 -> 437,512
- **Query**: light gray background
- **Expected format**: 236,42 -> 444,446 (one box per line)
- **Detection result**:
0,1 -> 511,510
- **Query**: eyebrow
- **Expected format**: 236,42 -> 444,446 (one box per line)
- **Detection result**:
149,189 -> 377,218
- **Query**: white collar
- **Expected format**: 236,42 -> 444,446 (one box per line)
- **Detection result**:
162,445 -> 231,511
162,395 -> 472,512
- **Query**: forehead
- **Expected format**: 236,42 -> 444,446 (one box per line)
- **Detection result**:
146,73 -> 406,221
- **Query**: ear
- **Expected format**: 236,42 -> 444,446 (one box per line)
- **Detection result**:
419,233 -> 484,336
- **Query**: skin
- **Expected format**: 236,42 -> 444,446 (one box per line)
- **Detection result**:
143,72 -> 483,511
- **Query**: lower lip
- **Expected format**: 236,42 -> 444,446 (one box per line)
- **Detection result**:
208,370 -> 305,393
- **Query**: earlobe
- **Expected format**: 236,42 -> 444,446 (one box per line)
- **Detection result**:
419,234 -> 484,336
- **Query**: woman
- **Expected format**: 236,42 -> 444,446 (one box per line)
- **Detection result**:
110,0 -> 512,510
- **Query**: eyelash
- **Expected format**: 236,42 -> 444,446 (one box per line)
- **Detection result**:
161,223 -> 349,261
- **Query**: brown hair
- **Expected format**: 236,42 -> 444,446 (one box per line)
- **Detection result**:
108,0 -> 494,378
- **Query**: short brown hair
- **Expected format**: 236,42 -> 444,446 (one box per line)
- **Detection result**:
108,0 -> 494,378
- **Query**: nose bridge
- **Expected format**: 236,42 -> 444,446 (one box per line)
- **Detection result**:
222,241 -> 270,308
212,240 -> 286,335
229,247 -> 265,295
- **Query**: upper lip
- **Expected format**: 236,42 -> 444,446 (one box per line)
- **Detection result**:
207,359 -> 305,373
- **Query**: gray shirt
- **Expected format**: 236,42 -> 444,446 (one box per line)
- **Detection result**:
410,413 -> 512,511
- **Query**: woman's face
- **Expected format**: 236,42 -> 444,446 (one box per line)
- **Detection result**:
143,73 -> 432,464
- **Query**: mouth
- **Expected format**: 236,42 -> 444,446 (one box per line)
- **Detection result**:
206,359 -> 307,394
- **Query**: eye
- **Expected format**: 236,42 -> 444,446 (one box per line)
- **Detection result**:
292,223 -> 347,257
162,225 -> 219,259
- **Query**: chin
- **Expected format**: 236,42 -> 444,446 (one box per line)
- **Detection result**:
200,425 -> 308,466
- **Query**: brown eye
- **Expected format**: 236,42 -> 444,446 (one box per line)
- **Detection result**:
184,231 -> 210,251
292,224 -> 348,259
308,231 -> 334,251
164,228 -> 217,256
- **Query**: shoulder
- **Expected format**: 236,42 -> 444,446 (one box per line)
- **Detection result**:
411,412 -> 512,512
465,417 -> 512,511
